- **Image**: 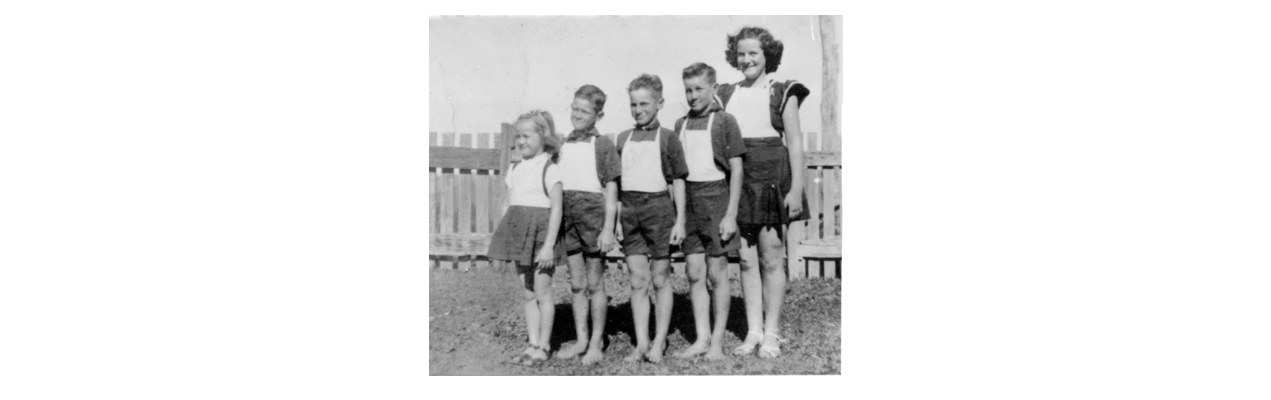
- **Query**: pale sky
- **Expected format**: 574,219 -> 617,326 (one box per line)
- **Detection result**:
429,15 -> 826,136
432,15 -> 1265,203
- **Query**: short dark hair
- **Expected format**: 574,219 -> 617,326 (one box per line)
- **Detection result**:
682,62 -> 716,84
725,26 -> 784,73
573,84 -> 606,113
627,74 -> 662,98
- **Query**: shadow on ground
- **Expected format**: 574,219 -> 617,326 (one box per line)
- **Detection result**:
548,293 -> 751,352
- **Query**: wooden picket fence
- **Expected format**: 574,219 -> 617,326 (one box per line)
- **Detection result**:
429,126 -> 841,279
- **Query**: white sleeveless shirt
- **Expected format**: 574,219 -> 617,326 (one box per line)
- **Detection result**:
505,152 -> 561,208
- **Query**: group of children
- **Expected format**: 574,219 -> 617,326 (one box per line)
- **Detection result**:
487,26 -> 811,367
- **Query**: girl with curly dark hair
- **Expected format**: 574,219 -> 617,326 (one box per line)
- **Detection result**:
716,26 -> 811,360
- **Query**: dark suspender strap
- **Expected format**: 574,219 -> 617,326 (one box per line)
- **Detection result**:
542,160 -> 550,196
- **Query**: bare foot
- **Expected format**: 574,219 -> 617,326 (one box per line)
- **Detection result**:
646,341 -> 666,363
732,331 -> 763,355
581,345 -> 605,365
623,344 -> 649,362
705,345 -> 727,360
555,341 -> 588,359
675,340 -> 710,359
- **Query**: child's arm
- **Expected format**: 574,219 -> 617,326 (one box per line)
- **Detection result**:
536,182 -> 564,269
783,103 -> 806,218
669,179 -> 686,245
597,181 -> 619,253
721,157 -> 743,241
500,166 -> 513,217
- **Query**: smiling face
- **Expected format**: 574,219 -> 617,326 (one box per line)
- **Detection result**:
683,75 -> 716,113
514,120 -> 545,159
570,97 -> 601,131
628,88 -> 663,127
736,38 -> 766,80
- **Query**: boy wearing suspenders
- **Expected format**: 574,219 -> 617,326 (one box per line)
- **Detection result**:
673,63 -> 747,360
554,85 -> 622,365
615,74 -> 689,363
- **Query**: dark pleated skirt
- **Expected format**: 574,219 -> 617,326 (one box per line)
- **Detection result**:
487,205 -> 566,267
739,137 -> 810,226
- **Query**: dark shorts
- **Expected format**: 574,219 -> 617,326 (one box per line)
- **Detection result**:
620,190 -> 676,259
682,179 -> 740,257
487,205 -> 564,272
562,190 -> 607,255
739,137 -> 810,227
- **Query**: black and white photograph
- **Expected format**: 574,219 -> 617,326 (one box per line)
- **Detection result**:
429,15 -> 843,375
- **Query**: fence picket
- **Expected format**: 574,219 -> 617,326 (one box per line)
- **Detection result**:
440,132 -> 457,270
457,134 -> 474,271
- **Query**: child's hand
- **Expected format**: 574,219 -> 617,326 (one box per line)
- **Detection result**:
719,217 -> 738,242
535,244 -> 555,269
785,191 -> 804,219
669,222 -> 685,246
597,231 -> 617,254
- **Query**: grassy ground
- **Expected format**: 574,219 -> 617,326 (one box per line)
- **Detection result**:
429,264 -> 840,375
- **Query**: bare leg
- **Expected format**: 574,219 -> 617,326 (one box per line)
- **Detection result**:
556,253 -> 589,359
531,268 -> 555,360
646,258 -> 673,363
705,255 -> 731,360
734,233 -> 764,355
581,257 -> 607,365
675,254 -> 711,358
624,255 -> 651,362
758,226 -> 787,358
519,271 -> 540,358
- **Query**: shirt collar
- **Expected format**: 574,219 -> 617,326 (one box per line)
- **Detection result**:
687,100 -> 722,118
634,119 -> 661,131
566,127 -> 599,142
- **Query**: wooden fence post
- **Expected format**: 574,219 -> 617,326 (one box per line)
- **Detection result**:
821,15 -> 843,279
457,133 -> 474,271
474,132 -> 492,271
439,132 -> 457,270
430,132 -> 439,269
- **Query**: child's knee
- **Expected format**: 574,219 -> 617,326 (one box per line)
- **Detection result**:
708,268 -> 729,285
587,280 -> 606,294
759,229 -> 785,254
630,272 -> 650,291
522,289 -> 537,301
737,253 -> 760,272
686,265 -> 707,282
650,273 -> 668,289
760,251 -> 785,273
569,274 -> 588,293
534,287 -> 553,302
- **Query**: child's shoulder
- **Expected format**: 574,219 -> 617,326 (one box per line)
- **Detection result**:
713,110 -> 739,125
773,79 -> 810,99
671,116 -> 686,130
594,133 -> 617,147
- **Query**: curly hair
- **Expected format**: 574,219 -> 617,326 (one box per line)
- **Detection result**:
725,26 -> 784,74
627,73 -> 663,98
573,84 -> 606,114
514,109 -> 561,162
